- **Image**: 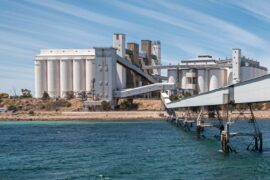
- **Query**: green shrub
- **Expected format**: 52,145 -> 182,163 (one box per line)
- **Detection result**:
0,93 -> 9,99
7,105 -> 17,111
42,91 -> 50,100
45,99 -> 71,111
20,89 -> 32,98
101,101 -> 111,111
252,103 -> 263,110
119,99 -> 138,110
169,95 -> 179,102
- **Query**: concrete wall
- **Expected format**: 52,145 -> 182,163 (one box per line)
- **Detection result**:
113,33 -> 126,90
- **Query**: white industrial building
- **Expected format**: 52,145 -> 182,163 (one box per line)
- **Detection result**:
34,33 -> 268,104
167,49 -> 268,95
34,33 -> 162,99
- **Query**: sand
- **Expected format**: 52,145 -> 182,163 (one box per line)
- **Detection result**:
0,111 -> 167,121
1,110 -> 270,121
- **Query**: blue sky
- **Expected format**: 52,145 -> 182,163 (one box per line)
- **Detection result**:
1,0 -> 270,94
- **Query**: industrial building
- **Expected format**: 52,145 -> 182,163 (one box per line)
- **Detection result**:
34,33 -> 268,106
34,33 -> 162,100
164,49 -> 268,95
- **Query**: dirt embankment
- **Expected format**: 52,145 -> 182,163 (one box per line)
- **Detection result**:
0,98 -> 165,121
1,98 -> 270,121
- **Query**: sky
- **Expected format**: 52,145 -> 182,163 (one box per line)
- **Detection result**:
1,0 -> 270,95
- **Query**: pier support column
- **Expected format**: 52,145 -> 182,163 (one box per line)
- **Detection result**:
196,107 -> 204,139
221,122 -> 230,153
259,132 -> 263,152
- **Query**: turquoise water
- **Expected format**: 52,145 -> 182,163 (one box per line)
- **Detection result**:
1,120 -> 270,179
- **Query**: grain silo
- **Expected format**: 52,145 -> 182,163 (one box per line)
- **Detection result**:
73,59 -> 86,95
197,70 -> 205,93
34,60 -> 47,98
86,59 -> 96,92
60,60 -> 73,98
47,60 -> 60,98
209,69 -> 220,91
181,70 -> 187,89
168,69 -> 177,84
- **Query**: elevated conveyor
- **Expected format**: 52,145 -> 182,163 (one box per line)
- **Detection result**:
114,83 -> 175,98
162,74 -> 270,109
115,55 -> 157,84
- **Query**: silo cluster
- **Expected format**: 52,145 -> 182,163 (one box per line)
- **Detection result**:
167,68 -> 226,94
35,58 -> 96,98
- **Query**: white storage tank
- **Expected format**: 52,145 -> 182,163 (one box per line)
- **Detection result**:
73,59 -> 86,95
254,68 -> 259,78
35,60 -> 47,98
226,68 -> 233,86
181,70 -> 187,89
249,67 -> 255,80
168,69 -> 177,84
47,60 -> 60,98
197,70 -> 205,93
240,66 -> 251,82
209,69 -> 220,91
60,60 -> 73,98
220,69 -> 225,87
86,59 -> 96,92
258,68 -> 262,77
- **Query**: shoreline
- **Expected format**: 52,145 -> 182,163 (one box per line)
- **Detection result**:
1,110 -> 270,121
0,111 -> 167,121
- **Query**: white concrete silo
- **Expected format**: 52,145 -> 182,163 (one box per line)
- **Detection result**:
168,69 -> 177,84
181,70 -> 187,89
47,60 -> 60,98
60,60 -> 73,98
241,66 -> 253,81
86,59 -> 96,92
209,69 -> 220,91
226,68 -> 233,86
250,67 -> 256,80
73,59 -> 86,95
220,69 -> 226,87
35,60 -> 47,98
197,70 -> 205,93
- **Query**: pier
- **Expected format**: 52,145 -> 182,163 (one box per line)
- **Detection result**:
162,74 -> 270,153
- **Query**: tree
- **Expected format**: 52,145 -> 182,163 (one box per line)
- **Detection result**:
78,91 -> 87,101
0,93 -> 9,99
169,94 -> 179,102
101,101 -> 111,111
7,105 -> 17,112
21,89 -> 32,98
42,91 -> 50,100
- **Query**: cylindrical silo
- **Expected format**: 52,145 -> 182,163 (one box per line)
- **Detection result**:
60,60 -> 73,98
255,67 -> 260,78
219,69 -> 225,87
252,67 -> 257,79
260,69 -> 264,77
86,59 -> 96,93
204,70 -> 209,92
197,70 -> 205,93
73,59 -> 86,95
35,60 -> 47,98
168,69 -> 177,84
181,70 -> 187,89
226,68 -> 233,86
47,60 -> 60,98
209,69 -> 220,91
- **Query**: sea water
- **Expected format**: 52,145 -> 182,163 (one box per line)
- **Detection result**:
0,120 -> 270,180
